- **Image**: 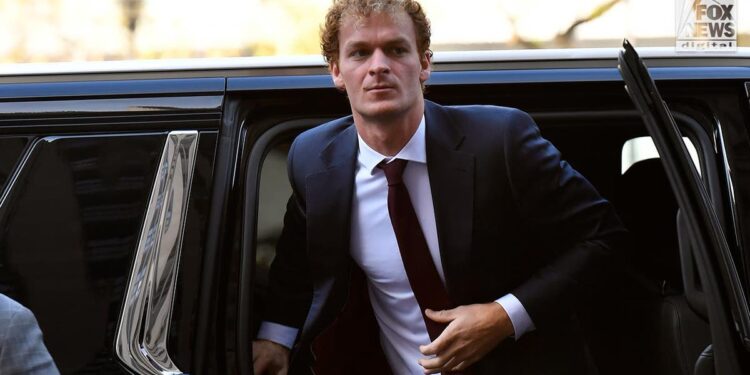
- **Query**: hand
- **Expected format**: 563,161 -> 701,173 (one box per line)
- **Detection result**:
418,303 -> 514,374
252,339 -> 290,375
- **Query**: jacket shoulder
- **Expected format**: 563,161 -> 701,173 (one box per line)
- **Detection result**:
285,115 -> 355,196
444,104 -> 535,132
432,104 -> 538,148
291,115 -> 354,156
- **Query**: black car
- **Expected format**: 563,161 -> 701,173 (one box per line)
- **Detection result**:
0,43 -> 749,374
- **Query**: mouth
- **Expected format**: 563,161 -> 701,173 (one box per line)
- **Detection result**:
365,85 -> 395,93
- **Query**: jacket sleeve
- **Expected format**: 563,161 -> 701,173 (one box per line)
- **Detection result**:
503,109 -> 626,329
263,139 -> 313,330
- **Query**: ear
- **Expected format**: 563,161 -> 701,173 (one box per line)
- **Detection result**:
419,49 -> 432,83
330,61 -> 346,91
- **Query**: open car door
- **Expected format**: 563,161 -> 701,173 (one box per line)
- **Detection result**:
618,39 -> 750,374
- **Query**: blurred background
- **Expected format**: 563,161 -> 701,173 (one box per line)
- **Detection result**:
1,0 -> 748,63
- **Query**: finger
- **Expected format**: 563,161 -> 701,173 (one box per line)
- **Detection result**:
418,354 -> 452,373
420,338 -> 443,356
451,360 -> 467,372
420,335 -> 461,369
420,337 -> 445,356
440,356 -> 460,372
422,366 -> 441,375
425,308 -> 456,323
420,325 -> 456,355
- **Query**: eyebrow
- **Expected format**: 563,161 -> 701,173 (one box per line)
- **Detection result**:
343,37 -> 411,50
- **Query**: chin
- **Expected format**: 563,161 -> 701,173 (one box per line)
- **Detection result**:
358,101 -> 408,119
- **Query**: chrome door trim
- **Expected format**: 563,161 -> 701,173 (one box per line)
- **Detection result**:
115,131 -> 198,375
0,138 -> 40,209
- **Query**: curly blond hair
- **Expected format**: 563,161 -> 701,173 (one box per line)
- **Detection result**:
320,0 -> 431,67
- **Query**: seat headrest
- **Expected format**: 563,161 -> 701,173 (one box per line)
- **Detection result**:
615,157 -> 681,291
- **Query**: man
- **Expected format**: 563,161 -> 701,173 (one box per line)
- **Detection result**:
0,294 -> 59,375
254,0 -> 625,374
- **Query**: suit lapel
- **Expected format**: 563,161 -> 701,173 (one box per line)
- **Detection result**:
424,100 -> 475,303
306,121 -> 358,274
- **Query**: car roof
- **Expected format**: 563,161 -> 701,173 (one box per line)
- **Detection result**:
1,47 -> 749,79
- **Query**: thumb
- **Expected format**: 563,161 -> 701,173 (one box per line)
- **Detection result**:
425,308 -> 456,323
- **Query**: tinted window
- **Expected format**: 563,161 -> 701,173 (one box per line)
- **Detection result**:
0,133 -> 164,373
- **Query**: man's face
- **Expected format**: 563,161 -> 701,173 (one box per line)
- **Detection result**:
331,10 -> 430,123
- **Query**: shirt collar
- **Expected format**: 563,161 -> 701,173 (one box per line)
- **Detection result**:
357,114 -> 427,175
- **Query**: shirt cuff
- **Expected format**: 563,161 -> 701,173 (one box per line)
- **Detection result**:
495,293 -> 536,340
257,321 -> 299,349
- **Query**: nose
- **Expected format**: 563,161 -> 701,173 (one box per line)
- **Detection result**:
368,49 -> 390,75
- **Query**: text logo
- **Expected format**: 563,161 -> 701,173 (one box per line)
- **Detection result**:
676,0 -> 737,51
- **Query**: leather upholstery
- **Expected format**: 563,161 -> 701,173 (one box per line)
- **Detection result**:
584,158 -> 710,374
694,345 -> 715,375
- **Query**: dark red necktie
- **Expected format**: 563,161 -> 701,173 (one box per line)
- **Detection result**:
378,159 -> 453,341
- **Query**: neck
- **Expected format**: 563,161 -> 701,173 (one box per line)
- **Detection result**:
354,101 -> 424,156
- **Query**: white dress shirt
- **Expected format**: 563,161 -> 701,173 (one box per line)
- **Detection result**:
258,115 -> 535,373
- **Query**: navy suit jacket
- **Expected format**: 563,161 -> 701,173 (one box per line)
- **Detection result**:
265,100 -> 625,374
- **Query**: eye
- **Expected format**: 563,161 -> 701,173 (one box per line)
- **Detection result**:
391,47 -> 408,56
349,49 -> 369,58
